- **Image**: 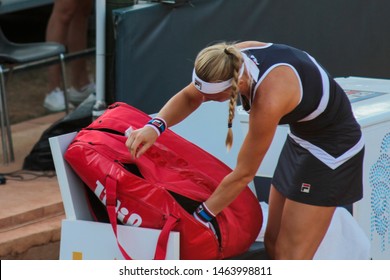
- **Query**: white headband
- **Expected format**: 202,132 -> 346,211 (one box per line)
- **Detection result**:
192,69 -> 233,94
192,56 -> 252,94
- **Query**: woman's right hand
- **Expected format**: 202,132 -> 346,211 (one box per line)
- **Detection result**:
126,126 -> 159,159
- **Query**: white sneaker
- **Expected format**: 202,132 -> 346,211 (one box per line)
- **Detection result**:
68,83 -> 95,105
43,87 -> 74,112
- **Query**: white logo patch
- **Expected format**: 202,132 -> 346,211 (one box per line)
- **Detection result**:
301,183 -> 311,193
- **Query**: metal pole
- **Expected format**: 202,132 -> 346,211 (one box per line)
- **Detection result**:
0,65 -> 14,164
93,0 -> 137,120
93,0 -> 107,120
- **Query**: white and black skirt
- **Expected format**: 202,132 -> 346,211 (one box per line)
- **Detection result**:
271,134 -> 364,207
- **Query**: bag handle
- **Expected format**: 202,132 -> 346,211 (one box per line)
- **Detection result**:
154,214 -> 179,260
105,176 -> 179,260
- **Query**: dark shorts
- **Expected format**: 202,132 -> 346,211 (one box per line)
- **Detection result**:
272,136 -> 364,207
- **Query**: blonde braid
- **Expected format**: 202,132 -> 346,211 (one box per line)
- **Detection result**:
224,45 -> 243,151
193,42 -> 243,151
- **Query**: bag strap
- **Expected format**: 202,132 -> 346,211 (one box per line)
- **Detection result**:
105,176 -> 179,260
105,176 -> 133,260
154,214 -> 179,260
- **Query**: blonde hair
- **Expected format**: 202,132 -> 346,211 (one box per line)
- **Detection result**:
194,42 -> 243,151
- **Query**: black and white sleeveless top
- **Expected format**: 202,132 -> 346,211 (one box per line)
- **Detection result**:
240,43 -> 363,170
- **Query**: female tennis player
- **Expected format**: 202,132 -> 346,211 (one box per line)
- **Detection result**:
126,41 -> 364,259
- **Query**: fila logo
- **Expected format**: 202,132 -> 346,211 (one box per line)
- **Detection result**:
250,54 -> 259,65
194,78 -> 202,90
301,183 -> 311,193
94,180 -> 143,227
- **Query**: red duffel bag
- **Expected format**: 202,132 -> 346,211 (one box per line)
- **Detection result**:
64,102 -> 262,260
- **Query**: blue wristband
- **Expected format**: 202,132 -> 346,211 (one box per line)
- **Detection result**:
147,117 -> 167,134
195,203 -> 215,222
